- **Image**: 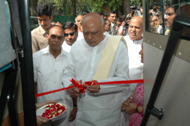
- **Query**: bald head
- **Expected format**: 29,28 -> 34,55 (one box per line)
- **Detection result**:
128,16 -> 143,41
82,13 -> 104,26
75,15 -> 83,24
55,22 -> 62,27
129,16 -> 143,27
82,13 -> 105,47
75,15 -> 83,32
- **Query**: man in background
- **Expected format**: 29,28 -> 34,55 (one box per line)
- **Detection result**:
164,6 -> 176,35
108,11 -> 117,35
123,16 -> 143,102
104,18 -> 111,33
75,15 -> 84,40
62,22 -> 78,53
31,3 -> 53,53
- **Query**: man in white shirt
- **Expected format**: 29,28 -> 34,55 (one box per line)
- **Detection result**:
62,13 -> 129,126
124,16 -> 143,80
33,25 -> 77,126
75,15 -> 84,41
62,22 -> 78,53
123,16 -> 143,122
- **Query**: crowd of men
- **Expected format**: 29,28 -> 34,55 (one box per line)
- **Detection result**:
31,2 -> 177,126
149,4 -> 176,35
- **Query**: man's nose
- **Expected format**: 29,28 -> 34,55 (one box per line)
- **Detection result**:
165,15 -> 169,20
41,20 -> 45,25
87,33 -> 92,40
68,34 -> 72,39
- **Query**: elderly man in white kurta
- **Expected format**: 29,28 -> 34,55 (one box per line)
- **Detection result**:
124,17 -> 143,79
123,17 -> 143,99
122,17 -> 143,124
33,25 -> 77,126
62,13 -> 130,126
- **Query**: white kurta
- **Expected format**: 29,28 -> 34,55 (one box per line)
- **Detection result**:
76,31 -> 84,41
62,32 -> 130,126
62,41 -> 72,53
123,35 -> 143,100
33,47 -> 74,126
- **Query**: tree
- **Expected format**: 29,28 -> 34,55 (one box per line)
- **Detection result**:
30,0 -> 37,16
87,0 -> 133,17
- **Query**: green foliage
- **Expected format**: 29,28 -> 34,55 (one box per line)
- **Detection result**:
38,0 -> 91,16
66,0 -> 72,16
88,0 -> 122,12
130,0 -> 142,7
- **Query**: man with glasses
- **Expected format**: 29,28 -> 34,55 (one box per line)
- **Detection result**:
62,22 -> 78,53
164,6 -> 176,35
31,3 -> 53,53
33,25 -> 77,126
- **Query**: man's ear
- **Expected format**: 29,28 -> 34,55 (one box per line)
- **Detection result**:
103,24 -> 105,32
75,30 -> 78,38
46,34 -> 49,42
50,15 -> 53,21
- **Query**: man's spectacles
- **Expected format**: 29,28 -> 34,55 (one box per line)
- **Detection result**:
64,32 -> 75,37
165,13 -> 174,16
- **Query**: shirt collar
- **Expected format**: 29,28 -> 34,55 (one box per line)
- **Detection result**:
127,35 -> 143,44
42,46 -> 68,56
39,25 -> 49,36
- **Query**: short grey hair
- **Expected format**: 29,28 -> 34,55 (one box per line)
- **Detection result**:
81,15 -> 104,26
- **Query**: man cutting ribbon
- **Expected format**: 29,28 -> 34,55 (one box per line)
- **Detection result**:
62,13 -> 130,126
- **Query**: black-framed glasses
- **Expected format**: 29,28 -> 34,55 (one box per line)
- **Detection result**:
64,32 -> 75,37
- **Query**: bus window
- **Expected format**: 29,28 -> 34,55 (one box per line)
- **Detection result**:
148,0 -> 164,35
147,0 -> 190,39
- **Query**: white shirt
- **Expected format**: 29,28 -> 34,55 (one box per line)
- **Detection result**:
62,41 -> 71,53
157,25 -> 163,34
111,22 -> 115,27
62,32 -> 129,126
76,31 -> 84,41
118,25 -> 123,34
33,47 -> 74,126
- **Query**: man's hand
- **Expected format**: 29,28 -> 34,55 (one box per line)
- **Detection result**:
67,84 -> 80,98
121,98 -> 134,112
83,84 -> 100,93
69,107 -> 78,121
122,98 -> 133,106
122,103 -> 137,115
36,116 -> 49,126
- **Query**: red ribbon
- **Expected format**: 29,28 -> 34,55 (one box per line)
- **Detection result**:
35,78 -> 143,97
